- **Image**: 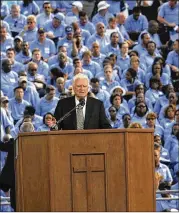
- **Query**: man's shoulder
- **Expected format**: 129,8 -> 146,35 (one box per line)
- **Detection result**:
87,97 -> 102,105
59,96 -> 74,104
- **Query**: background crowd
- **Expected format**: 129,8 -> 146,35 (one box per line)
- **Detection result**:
0,0 -> 179,211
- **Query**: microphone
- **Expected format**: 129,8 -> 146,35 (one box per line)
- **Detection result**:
79,98 -> 85,107
50,98 -> 85,131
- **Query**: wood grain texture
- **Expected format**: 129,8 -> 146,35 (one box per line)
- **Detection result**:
16,129 -> 155,212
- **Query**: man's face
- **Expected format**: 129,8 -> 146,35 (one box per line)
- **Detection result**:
83,55 -> 91,65
169,92 -> 177,104
11,6 -> 20,17
1,100 -> 9,108
33,51 -> 41,61
43,3 -> 51,15
59,53 -> 67,63
116,14 -> 125,24
7,50 -> 15,59
14,39 -> 22,49
59,47 -> 67,55
173,40 -> 179,52
22,42 -> 29,52
175,111 -> 179,122
27,19 -> 36,30
91,82 -> 100,94
143,34 -> 150,45
136,93 -> 145,103
66,32 -> 73,40
19,81 -> 27,89
2,59 -> 11,73
97,24 -> 105,36
169,0 -> 177,8
52,18 -> 60,28
111,33 -> 119,44
0,27 -> 7,39
121,43 -> 129,54
109,106 -> 117,117
47,89 -> 55,100
154,150 -> 160,166
56,79 -> 65,91
147,43 -> 156,54
74,59 -> 82,68
73,78 -> 89,99
28,65 -> 37,76
173,125 -> 179,136
154,135 -> 162,145
80,15 -> 88,26
104,67 -> 113,80
133,12 -> 140,20
136,86 -> 144,95
15,88 -> 24,100
92,43 -> 100,54
123,115 -> 131,127
136,103 -> 147,117
149,23 -> 159,34
147,117 -> 156,127
38,32 -> 46,40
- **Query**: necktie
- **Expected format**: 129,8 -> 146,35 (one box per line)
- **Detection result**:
76,105 -> 84,130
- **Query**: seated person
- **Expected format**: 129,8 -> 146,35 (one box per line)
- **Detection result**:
37,112 -> 57,132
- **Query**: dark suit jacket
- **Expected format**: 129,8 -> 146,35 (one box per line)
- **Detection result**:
0,139 -> 16,209
54,96 -> 112,130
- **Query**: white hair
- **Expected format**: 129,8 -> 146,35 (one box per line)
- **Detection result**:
20,122 -> 34,133
72,73 -> 89,86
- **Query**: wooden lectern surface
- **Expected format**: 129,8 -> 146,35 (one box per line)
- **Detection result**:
16,129 -> 155,212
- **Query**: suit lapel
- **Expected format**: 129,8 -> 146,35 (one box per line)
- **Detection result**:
84,98 -> 93,129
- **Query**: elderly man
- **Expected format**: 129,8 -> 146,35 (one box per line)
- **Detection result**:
54,73 -> 111,129
4,4 -> 26,37
87,22 -> 110,52
18,15 -> 38,43
92,1 -> 113,26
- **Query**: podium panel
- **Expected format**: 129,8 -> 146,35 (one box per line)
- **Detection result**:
16,129 -> 155,211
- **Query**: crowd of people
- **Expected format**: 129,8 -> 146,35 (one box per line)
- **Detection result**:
0,0 -> 179,211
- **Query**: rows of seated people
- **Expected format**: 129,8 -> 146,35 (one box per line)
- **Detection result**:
0,0 -> 179,211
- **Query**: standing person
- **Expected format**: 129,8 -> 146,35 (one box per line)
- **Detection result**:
0,137 -> 16,211
54,73 -> 111,130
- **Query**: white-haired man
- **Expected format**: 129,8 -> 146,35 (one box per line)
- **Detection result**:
54,73 -> 111,129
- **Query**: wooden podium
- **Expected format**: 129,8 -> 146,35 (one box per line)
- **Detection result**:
16,129 -> 155,212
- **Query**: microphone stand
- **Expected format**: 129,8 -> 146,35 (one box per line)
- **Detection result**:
50,101 -> 85,131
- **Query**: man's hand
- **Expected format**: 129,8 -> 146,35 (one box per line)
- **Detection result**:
167,23 -> 176,28
171,65 -> 179,72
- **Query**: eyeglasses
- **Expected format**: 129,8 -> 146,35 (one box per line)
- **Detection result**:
109,110 -> 116,112
30,69 -> 37,71
14,20 -> 18,27
27,22 -> 33,24
137,106 -> 146,108
147,118 -> 155,120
